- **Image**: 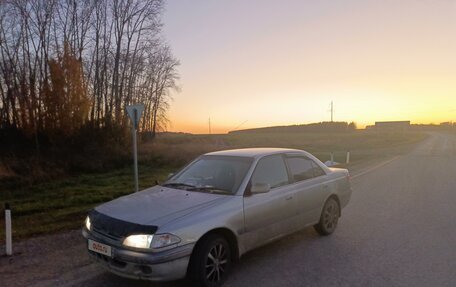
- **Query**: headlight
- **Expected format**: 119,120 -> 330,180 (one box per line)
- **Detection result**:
122,233 -> 181,250
123,234 -> 154,249
151,233 -> 181,249
85,216 -> 91,231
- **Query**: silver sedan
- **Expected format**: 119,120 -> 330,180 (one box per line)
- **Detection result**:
82,148 -> 352,287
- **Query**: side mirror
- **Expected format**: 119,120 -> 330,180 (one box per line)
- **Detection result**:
167,173 -> 174,180
251,182 -> 270,194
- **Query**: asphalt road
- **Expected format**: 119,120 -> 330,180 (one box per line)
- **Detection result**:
2,132 -> 456,287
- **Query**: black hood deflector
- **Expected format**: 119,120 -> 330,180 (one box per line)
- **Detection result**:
89,209 -> 157,238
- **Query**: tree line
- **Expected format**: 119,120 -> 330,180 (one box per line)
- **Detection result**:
0,0 -> 179,144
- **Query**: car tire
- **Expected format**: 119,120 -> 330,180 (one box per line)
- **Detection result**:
314,197 -> 340,236
188,234 -> 232,287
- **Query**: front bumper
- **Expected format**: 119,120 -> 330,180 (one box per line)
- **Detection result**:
82,228 -> 194,281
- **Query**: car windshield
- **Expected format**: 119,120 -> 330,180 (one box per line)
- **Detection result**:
163,155 -> 253,194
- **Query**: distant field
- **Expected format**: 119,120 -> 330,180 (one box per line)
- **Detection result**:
0,130 -> 427,242
145,130 -> 428,166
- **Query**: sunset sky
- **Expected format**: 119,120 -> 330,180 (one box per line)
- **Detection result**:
163,0 -> 456,134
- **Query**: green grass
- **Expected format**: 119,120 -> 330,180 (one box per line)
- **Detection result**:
0,165 -> 173,241
0,130 -> 427,242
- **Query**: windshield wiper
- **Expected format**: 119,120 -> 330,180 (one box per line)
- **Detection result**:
162,183 -> 232,194
161,182 -> 197,189
187,186 -> 232,194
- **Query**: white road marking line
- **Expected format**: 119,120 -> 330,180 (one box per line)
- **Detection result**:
351,156 -> 401,179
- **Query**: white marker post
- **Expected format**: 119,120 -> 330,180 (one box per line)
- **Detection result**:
126,104 -> 144,193
346,151 -> 350,164
330,152 -> 335,166
5,203 -> 12,256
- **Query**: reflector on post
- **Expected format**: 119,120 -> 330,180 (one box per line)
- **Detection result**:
5,203 -> 12,256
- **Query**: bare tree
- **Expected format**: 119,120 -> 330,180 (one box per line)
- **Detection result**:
0,0 -> 178,140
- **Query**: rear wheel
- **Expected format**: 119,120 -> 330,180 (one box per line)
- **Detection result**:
314,197 -> 340,236
188,234 -> 232,287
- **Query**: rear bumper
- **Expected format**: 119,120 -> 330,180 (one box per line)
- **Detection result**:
341,187 -> 353,209
82,228 -> 194,281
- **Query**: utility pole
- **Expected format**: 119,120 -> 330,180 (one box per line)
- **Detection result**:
330,101 -> 334,122
208,117 -> 211,135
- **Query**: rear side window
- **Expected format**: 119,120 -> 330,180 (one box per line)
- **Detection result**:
286,157 -> 315,182
251,155 -> 289,189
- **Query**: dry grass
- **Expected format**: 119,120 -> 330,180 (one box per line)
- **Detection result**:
140,130 -> 427,166
0,129 -> 427,242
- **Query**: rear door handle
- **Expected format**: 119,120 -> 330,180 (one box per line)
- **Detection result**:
286,196 -> 293,200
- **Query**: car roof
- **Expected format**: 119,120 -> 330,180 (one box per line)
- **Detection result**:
204,148 -> 303,158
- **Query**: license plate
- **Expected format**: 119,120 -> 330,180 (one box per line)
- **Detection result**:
88,239 -> 112,257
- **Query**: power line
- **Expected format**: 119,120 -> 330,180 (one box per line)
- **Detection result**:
232,120 -> 248,131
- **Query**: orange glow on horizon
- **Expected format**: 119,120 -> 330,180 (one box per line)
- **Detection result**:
163,0 -> 456,134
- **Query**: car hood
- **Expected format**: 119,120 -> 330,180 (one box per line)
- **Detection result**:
95,185 -> 228,227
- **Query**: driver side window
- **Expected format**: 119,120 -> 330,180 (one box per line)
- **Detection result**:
251,155 -> 289,189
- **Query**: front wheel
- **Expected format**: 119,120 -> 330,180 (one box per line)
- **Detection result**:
314,197 -> 340,236
188,234 -> 232,287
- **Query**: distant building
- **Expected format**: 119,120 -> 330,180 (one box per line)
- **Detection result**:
374,121 -> 411,130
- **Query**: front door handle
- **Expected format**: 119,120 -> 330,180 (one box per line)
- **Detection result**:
286,195 -> 293,201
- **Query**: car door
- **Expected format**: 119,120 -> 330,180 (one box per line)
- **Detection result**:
242,154 -> 299,251
284,155 -> 329,226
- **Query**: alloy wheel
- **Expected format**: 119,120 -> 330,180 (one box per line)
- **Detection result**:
205,242 -> 229,283
323,199 -> 339,232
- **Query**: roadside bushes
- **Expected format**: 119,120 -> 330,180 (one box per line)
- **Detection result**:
0,123 -> 132,184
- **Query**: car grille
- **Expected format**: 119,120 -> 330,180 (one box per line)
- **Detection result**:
92,225 -> 123,242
